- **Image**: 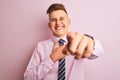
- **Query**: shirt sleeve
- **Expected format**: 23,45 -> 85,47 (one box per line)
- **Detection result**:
88,38 -> 104,59
24,43 -> 55,80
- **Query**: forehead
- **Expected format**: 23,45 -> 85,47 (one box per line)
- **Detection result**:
49,10 -> 68,18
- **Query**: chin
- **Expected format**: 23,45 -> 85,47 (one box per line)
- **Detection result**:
54,34 -> 64,38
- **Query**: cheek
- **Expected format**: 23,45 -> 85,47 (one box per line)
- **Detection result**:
49,22 -> 55,27
49,24 -> 55,30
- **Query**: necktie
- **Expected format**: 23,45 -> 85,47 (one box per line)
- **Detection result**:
58,39 -> 66,80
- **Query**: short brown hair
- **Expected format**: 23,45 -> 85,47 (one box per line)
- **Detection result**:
46,3 -> 67,14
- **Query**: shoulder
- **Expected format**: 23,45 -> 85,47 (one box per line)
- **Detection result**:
35,39 -> 54,55
38,39 -> 53,44
36,39 -> 53,48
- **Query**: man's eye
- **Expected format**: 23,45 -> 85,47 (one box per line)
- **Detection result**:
50,19 -> 56,22
60,18 -> 64,21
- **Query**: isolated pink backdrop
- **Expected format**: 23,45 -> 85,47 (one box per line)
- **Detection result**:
0,0 -> 120,80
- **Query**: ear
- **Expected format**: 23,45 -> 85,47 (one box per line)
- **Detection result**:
48,23 -> 50,28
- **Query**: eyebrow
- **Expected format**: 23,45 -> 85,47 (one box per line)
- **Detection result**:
50,16 -> 65,19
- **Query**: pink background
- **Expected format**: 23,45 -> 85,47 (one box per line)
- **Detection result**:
0,0 -> 120,80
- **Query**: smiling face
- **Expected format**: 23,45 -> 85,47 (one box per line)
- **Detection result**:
48,10 -> 70,38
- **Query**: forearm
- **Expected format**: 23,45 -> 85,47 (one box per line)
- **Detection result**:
24,56 -> 55,80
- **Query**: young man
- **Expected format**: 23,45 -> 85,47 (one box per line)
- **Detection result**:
24,3 -> 103,80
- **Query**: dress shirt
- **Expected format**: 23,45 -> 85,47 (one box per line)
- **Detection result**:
24,35 -> 104,80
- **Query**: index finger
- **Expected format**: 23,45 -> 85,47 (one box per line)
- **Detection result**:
67,32 -> 83,54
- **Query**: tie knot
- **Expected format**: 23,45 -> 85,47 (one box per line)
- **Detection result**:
58,39 -> 65,46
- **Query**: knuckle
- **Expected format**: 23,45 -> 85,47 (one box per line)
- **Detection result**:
75,54 -> 81,60
75,32 -> 79,35
67,32 -> 74,39
87,48 -> 93,53
83,53 -> 91,58
83,36 -> 88,42
69,48 -> 76,53
83,50 -> 92,58
76,50 -> 82,55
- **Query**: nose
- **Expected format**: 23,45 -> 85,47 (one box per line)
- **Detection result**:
56,20 -> 61,25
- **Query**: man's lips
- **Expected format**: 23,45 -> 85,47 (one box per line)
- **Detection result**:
55,26 -> 64,30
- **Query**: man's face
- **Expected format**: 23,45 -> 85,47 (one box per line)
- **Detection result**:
48,10 -> 70,38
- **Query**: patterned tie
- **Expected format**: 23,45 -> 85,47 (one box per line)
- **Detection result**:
58,39 -> 66,80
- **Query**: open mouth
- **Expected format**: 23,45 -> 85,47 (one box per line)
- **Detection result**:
55,26 -> 64,30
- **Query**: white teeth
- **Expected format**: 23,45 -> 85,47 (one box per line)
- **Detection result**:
56,26 -> 63,30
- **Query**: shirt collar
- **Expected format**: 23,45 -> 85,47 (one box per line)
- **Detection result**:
52,35 -> 68,43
